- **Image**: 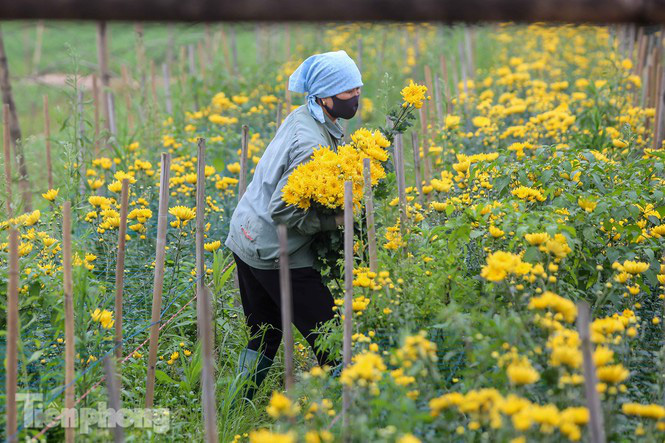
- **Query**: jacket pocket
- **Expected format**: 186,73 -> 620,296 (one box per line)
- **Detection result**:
238,216 -> 260,259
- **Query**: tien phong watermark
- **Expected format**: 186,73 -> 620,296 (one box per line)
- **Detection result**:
17,393 -> 170,434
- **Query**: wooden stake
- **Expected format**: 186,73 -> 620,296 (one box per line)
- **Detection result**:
411,131 -> 424,206
162,63 -> 173,115
195,138 -> 219,443
103,356 -> 124,443
278,224 -> 294,391
576,301 -> 606,443
238,124 -> 249,199
114,179 -> 129,395
62,201 -> 75,443
363,158 -> 378,273
6,229 -> 19,443
145,153 -> 171,409
4,103 -> 12,216
342,179 -> 354,439
43,95 -> 53,190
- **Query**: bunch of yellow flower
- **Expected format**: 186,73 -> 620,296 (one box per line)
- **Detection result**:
528,291 -> 578,323
400,80 -> 429,109
248,429 -> 295,443
281,129 -> 390,211
90,308 -> 114,329
393,330 -> 438,367
339,351 -> 386,391
266,391 -> 299,418
480,251 -> 532,282
169,205 -> 196,228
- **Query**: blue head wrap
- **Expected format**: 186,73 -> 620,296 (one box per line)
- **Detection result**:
288,50 -> 363,124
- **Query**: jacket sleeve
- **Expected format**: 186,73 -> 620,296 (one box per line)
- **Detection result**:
268,139 -> 339,236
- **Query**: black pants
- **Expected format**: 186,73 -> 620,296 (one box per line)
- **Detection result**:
233,252 -> 339,367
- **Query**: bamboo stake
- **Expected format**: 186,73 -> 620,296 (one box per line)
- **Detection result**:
230,27 -> 239,76
464,26 -> 475,78
654,62 -> 665,150
42,95 -> 53,190
120,66 -> 134,132
395,133 -> 407,238
424,65 -> 435,122
188,44 -> 196,76
238,124 -> 249,199
284,24 -> 291,61
419,108 -> 432,186
197,41 -> 207,88
276,100 -> 282,131
6,229 -> 19,443
433,74 -> 443,126
363,158 -> 377,273
219,26 -> 233,75
0,31 -> 31,211
92,74 -> 101,154
107,90 -> 117,137
145,153 -> 171,409
440,54 -> 452,114
103,356 -> 124,443
411,131 -> 424,206
97,22 -> 111,133
31,21 -> 44,75
162,63 -> 173,115
62,201 -> 75,443
285,80 -> 292,112
77,90 -> 86,195
278,224 -> 294,391
450,52 -> 460,102
342,180 -> 354,440
458,39 -> 469,98
576,301 -> 606,443
195,138 -> 219,443
134,24 -> 147,125
114,179 -> 130,395
4,103 -> 12,216
150,59 -> 158,110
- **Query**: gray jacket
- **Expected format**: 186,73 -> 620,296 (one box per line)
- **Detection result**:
224,105 -> 344,269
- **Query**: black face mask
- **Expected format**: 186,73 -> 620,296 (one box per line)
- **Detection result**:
321,95 -> 359,120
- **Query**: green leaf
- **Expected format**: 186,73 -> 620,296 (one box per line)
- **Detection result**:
155,369 -> 178,385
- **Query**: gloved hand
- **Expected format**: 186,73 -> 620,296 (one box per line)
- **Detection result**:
334,212 -> 344,227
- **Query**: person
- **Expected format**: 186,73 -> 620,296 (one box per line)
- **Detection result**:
223,50 -> 363,404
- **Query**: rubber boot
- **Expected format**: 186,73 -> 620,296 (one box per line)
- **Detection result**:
227,348 -> 274,409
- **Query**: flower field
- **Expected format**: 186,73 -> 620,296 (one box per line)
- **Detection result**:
1,22 -> 665,442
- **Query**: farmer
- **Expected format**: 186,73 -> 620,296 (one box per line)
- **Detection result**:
224,50 -> 362,404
